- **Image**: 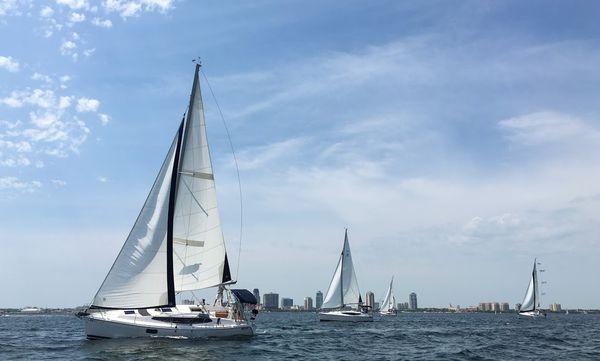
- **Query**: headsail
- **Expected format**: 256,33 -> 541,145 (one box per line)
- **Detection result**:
91,65 -> 231,309
322,229 -> 361,309
519,259 -> 539,312
380,277 -> 394,311
92,123 -> 183,309
172,64 -> 231,292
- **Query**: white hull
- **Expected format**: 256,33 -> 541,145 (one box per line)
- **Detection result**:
519,310 -> 546,318
319,310 -> 373,322
83,307 -> 254,339
379,309 -> 398,316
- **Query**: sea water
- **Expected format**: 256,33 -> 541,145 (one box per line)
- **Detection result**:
1,312 -> 599,360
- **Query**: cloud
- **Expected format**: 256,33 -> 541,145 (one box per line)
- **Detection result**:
31,72 -> 53,83
69,12 -> 85,22
0,176 -> 42,193
97,176 -> 108,182
39,6 -> 54,17
98,113 -> 110,125
91,17 -> 112,28
51,179 -> 67,187
0,55 -> 19,72
60,40 -> 77,56
54,0 -> 89,10
76,97 -> 100,112
0,0 -> 29,17
102,0 -> 174,17
499,111 -> 600,146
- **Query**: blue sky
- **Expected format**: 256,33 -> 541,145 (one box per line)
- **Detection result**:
1,0 -> 599,309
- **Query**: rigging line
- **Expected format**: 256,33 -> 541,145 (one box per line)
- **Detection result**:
200,68 -> 244,282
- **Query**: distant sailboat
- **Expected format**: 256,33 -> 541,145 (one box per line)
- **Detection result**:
319,229 -> 373,322
380,277 -> 397,315
79,64 -> 257,339
518,259 -> 546,318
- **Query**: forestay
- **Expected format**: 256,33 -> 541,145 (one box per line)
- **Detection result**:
322,230 -> 362,309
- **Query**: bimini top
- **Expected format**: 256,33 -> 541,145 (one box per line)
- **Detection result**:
231,289 -> 258,305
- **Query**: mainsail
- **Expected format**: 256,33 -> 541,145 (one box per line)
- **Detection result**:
92,65 -> 231,309
380,277 -> 394,311
322,229 -> 362,309
519,259 -> 540,312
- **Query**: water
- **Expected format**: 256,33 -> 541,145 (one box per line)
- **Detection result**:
1,312 -> 599,360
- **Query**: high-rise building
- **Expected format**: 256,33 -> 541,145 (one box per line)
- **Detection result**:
398,302 -> 409,310
365,291 -> 375,309
253,288 -> 260,305
281,298 -> 293,309
491,302 -> 500,312
409,292 -> 418,310
315,291 -> 323,309
500,303 -> 509,312
304,297 -> 314,310
549,303 -> 562,312
263,293 -> 279,310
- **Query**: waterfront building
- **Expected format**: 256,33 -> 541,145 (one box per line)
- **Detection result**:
263,293 -> 279,310
491,302 -> 500,312
365,291 -> 375,309
253,288 -> 260,305
281,298 -> 293,309
398,302 -> 409,310
315,291 -> 323,309
409,292 -> 418,310
304,297 -> 314,310
549,303 -> 562,312
500,303 -> 509,312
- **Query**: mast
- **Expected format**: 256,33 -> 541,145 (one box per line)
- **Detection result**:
532,259 -> 537,311
340,228 -> 347,308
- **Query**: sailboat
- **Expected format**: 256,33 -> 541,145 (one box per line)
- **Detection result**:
518,259 -> 546,318
379,277 -> 397,315
79,64 -> 257,339
319,229 -> 373,322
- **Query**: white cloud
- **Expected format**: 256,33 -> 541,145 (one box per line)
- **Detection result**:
499,111 -> 600,146
0,177 -> 42,193
97,176 -> 108,182
0,56 -> 19,72
69,12 -> 85,22
60,40 -> 77,55
102,0 -> 173,18
58,96 -> 72,109
91,17 -> 112,28
76,97 -> 100,112
83,48 -> 95,57
31,72 -> 53,83
51,179 -> 67,187
55,0 -> 89,10
0,0 -> 28,17
98,113 -> 110,125
39,6 -> 54,17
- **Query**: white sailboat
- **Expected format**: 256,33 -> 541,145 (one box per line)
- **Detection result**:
379,277 -> 397,315
319,229 -> 373,322
518,259 -> 546,318
79,64 -> 257,339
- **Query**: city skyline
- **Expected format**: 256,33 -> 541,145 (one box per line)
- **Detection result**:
1,1 -> 600,309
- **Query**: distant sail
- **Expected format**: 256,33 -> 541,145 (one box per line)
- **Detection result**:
520,260 -> 539,312
322,230 -> 361,309
380,277 -> 394,311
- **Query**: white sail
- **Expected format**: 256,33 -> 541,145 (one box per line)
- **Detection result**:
92,131 -> 180,309
172,65 -> 231,292
380,277 -> 394,311
520,260 -> 538,312
322,230 -> 361,309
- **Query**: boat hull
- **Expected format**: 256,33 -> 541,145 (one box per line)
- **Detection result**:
319,310 -> 373,322
519,310 -> 546,318
84,312 -> 255,339
379,310 -> 398,316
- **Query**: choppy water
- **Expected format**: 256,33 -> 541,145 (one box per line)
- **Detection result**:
1,312 -> 599,360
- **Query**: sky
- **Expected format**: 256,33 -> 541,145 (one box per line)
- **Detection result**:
1,0 -> 599,309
